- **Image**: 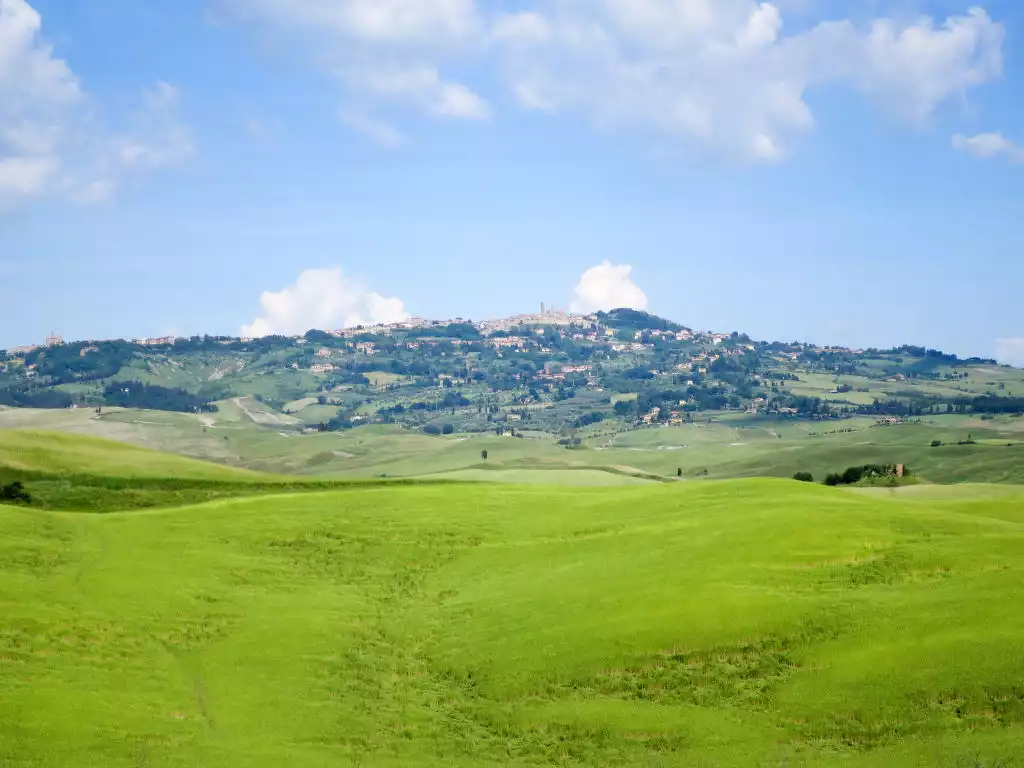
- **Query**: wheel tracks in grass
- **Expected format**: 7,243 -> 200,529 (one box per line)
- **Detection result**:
308,524 -> 691,765
312,527 -> 499,763
797,685 -> 1024,754
532,622 -> 841,713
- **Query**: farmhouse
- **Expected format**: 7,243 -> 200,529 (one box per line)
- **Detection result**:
641,407 -> 662,425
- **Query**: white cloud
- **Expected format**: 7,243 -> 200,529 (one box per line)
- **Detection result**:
491,12 -> 552,46
0,155 -> 56,202
996,338 -> 1024,368
242,267 -> 410,337
113,83 -> 195,170
223,0 -> 489,122
492,2 -> 1004,162
570,261 -> 649,314
0,0 -> 192,209
339,108 -> 405,147
0,0 -> 78,208
222,1 -> 1005,160
953,132 -> 1024,163
342,65 -> 490,119
237,0 -> 480,45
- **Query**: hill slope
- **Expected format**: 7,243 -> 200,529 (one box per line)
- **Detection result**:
3,480 -> 1024,766
0,429 -> 264,481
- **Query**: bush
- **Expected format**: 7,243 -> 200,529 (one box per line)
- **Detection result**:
793,472 -> 814,483
423,425 -> 441,435
442,423 -> 455,435
0,481 -> 32,504
931,440 -> 943,447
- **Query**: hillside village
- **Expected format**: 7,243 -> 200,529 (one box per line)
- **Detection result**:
2,308 -> 1020,437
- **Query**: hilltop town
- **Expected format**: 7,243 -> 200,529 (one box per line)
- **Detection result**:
1,307 -> 1018,437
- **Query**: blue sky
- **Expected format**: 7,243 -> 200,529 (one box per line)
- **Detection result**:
1,0 -> 1022,364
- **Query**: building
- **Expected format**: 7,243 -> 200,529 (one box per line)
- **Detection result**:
136,337 -> 176,347
45,333 -> 64,346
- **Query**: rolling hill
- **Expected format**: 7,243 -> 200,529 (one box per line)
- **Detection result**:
3,470 -> 1024,766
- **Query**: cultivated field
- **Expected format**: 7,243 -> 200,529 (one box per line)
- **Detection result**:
2,439 -> 1024,766
3,404 -> 1024,487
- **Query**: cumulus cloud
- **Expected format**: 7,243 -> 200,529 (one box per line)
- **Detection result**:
490,2 -> 1004,162
223,1 -> 1005,160
953,132 -> 1024,163
996,338 -> 1024,368
242,267 -> 410,337
0,0 -> 192,209
570,261 -> 649,314
221,0 -> 489,123
0,0 -> 78,208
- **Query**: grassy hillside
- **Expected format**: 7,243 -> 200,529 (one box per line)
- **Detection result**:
3,480 -> 1024,766
3,408 -> 1024,487
0,430 -> 447,512
0,429 -> 263,481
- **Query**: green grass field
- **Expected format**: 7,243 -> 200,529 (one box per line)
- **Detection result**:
4,470 -> 1024,767
3,405 -> 1024,488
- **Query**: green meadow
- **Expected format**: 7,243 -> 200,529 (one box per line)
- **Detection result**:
2,433 -> 1024,766
3,403 -> 1024,486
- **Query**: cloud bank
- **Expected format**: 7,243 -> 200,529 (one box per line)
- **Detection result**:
242,267 -> 410,337
996,338 -> 1024,368
0,0 -> 192,209
570,261 -> 649,314
223,0 -> 1005,161
221,0 -> 489,146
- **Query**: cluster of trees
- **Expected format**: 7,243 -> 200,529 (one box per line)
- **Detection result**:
823,464 -> 909,486
572,411 -> 605,429
423,423 -> 455,435
102,382 -> 217,413
953,395 -> 1024,415
0,386 -> 73,409
595,309 -> 683,333
22,342 -> 135,385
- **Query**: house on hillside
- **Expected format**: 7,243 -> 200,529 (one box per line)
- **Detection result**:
641,407 -> 662,425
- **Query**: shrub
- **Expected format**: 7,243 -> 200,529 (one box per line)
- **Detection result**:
0,482 -> 32,505
931,440 -> 943,447
423,425 -> 441,435
793,472 -> 814,483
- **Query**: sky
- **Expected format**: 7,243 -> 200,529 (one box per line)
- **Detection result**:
1,0 -> 1022,365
